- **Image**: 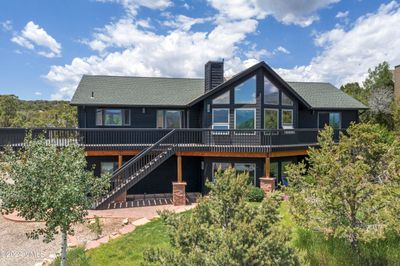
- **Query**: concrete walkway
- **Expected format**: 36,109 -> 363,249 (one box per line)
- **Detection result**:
2,204 -> 196,222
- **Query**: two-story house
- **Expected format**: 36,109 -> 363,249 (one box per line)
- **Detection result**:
66,61 -> 366,209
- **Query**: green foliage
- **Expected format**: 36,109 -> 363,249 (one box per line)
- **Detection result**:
363,61 -> 394,92
286,123 -> 400,250
0,95 -> 18,127
0,94 -> 77,128
392,97 -> 400,133
340,82 -> 367,104
144,167 -> 299,266
0,135 -> 110,241
247,186 -> 265,202
52,247 -> 90,266
87,216 -> 103,240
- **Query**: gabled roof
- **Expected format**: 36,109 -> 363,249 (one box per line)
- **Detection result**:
71,75 -> 204,107
288,82 -> 367,110
71,62 -> 367,110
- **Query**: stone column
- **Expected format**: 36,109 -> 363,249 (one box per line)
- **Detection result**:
172,182 -> 187,206
259,177 -> 275,196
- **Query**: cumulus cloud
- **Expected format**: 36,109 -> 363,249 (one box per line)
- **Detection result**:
208,0 -> 340,27
11,21 -> 61,58
1,20 -> 13,31
96,0 -> 171,16
336,10 -> 349,18
276,1 -> 400,86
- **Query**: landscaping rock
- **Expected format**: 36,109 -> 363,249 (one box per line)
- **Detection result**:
122,218 -> 129,225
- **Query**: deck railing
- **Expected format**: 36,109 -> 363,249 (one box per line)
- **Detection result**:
0,127 -> 341,151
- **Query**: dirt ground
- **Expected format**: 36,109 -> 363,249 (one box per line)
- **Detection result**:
0,215 -> 126,266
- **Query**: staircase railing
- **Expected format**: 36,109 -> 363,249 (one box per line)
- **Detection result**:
94,129 -> 177,209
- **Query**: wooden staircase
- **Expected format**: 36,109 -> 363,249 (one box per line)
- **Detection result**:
93,130 -> 177,209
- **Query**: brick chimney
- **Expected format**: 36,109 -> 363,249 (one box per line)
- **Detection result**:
395,65 -> 400,99
204,61 -> 224,92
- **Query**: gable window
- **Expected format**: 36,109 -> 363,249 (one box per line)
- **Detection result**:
157,110 -> 182,128
281,92 -> 293,106
264,109 -> 278,130
281,109 -> 293,129
234,76 -> 256,104
234,163 -> 256,185
96,109 -> 130,126
212,91 -> 230,104
212,108 -> 229,130
235,109 -> 255,130
264,77 -> 279,105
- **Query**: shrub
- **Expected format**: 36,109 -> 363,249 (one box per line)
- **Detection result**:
247,186 -> 264,202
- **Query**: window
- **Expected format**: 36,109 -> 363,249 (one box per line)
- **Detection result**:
212,108 -> 229,132
264,77 -> 279,105
281,109 -> 293,129
235,163 -> 256,185
156,110 -> 182,128
212,162 -> 231,180
234,76 -> 256,104
264,109 -> 278,130
212,91 -> 230,104
329,112 -> 341,129
100,161 -> 118,175
281,92 -> 293,106
235,109 -> 255,130
270,162 -> 279,179
96,109 -> 130,126
280,161 -> 291,186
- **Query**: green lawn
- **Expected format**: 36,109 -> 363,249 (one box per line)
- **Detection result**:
53,202 -> 400,266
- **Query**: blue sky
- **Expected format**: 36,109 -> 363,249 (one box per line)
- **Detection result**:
0,0 -> 399,100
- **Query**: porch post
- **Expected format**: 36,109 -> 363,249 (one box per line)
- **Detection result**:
260,156 -> 275,197
173,154 -> 186,205
118,155 -> 123,168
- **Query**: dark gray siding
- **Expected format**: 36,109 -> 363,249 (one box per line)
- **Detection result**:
298,109 -> 360,128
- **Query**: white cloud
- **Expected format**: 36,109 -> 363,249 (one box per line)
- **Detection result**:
96,0 -> 171,16
163,15 -> 212,31
1,20 -> 12,31
11,21 -> 61,58
336,10 -> 349,18
208,0 -> 340,27
274,46 -> 290,54
276,1 -> 400,86
34,91 -> 42,96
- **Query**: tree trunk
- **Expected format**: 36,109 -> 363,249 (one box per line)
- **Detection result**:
61,230 -> 68,266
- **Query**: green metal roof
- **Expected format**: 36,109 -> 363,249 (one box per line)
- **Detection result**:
71,75 -> 204,107
71,73 -> 367,110
288,82 -> 367,110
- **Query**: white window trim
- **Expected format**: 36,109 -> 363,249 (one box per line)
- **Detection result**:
212,108 -> 230,134
264,108 -> 279,135
234,108 -> 256,135
234,76 -> 257,104
281,109 -> 294,129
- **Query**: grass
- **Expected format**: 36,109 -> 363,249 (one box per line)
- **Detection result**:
53,203 -> 400,266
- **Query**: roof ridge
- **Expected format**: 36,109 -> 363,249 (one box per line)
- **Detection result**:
287,81 -> 332,84
83,74 -> 204,80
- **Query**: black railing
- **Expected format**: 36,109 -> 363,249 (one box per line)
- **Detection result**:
0,127 -> 342,152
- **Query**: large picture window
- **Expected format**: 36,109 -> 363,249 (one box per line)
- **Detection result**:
157,110 -> 182,128
212,108 -> 229,130
234,76 -> 256,104
96,109 -> 130,126
281,109 -> 293,129
235,109 -> 255,130
329,112 -> 341,129
100,161 -> 118,175
212,91 -> 230,104
264,109 -> 278,130
264,77 -> 279,105
234,163 -> 256,185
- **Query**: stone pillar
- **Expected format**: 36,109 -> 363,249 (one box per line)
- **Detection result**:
259,177 -> 275,196
115,190 -> 127,202
173,182 -> 187,206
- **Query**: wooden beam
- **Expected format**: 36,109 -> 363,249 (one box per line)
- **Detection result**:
118,155 -> 123,169
85,150 -> 141,156
177,149 -> 308,158
264,157 -> 270,177
177,155 -> 183,183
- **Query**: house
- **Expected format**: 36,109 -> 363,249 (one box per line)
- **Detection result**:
0,61 -> 367,209
393,65 -> 400,98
